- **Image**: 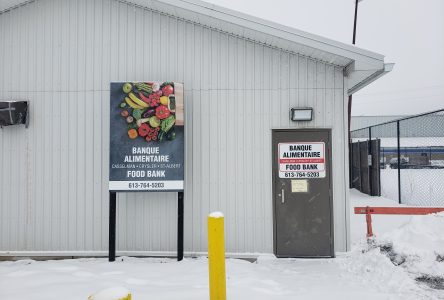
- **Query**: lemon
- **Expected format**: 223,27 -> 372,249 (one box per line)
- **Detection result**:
160,96 -> 168,106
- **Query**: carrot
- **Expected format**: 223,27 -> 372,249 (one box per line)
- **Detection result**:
128,128 -> 138,139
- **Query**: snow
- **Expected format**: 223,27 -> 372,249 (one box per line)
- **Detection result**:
377,212 -> 444,278
209,211 -> 224,218
431,160 -> 444,166
1,190 -> 444,299
380,168 -> 444,206
381,137 -> 444,148
352,136 -> 444,206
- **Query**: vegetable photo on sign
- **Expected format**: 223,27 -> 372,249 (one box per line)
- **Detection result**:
117,82 -> 182,143
109,81 -> 184,191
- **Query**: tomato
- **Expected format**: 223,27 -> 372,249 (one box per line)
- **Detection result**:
155,105 -> 171,120
138,123 -> 150,137
161,85 -> 174,96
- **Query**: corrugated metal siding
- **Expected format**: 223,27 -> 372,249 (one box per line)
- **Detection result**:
0,0 -> 349,255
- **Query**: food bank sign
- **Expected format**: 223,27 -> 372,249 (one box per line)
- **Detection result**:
109,81 -> 184,191
278,142 -> 326,178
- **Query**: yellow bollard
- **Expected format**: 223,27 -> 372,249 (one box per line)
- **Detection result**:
208,212 -> 226,300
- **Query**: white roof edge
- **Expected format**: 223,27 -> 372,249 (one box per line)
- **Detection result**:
0,0 -> 33,14
348,63 -> 394,95
152,0 -> 385,62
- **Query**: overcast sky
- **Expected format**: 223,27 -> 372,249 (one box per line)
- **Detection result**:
205,0 -> 444,116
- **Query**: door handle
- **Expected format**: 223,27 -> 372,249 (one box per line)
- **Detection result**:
281,189 -> 285,204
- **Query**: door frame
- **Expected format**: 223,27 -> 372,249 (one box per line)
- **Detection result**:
271,128 -> 335,257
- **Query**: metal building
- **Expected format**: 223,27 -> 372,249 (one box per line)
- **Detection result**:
351,115 -> 408,131
0,0 -> 390,257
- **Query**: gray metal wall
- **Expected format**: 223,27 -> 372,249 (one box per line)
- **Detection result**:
0,0 -> 349,255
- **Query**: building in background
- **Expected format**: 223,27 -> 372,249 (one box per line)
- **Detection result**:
351,115 -> 408,131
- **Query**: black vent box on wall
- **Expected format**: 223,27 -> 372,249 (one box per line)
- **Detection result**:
0,101 -> 28,127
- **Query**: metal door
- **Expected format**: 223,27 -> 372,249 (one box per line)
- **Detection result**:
272,129 -> 334,257
370,139 -> 381,196
351,142 -> 361,190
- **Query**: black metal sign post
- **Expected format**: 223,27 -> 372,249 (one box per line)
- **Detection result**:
108,191 -> 184,262
108,191 -> 117,261
109,191 -> 117,262
108,81 -> 185,262
177,191 -> 184,261
397,120 -> 401,204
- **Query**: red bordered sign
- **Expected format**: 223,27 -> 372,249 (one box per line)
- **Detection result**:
278,142 -> 326,179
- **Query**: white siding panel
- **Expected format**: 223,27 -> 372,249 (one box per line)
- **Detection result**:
0,0 -> 349,255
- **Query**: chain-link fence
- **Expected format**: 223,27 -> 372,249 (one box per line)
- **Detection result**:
351,109 -> 444,206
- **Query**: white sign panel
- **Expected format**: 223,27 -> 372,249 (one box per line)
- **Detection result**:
291,179 -> 309,193
279,142 -> 326,178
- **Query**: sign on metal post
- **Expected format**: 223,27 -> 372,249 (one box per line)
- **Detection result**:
108,81 -> 185,261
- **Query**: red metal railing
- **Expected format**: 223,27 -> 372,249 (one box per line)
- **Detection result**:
354,206 -> 444,237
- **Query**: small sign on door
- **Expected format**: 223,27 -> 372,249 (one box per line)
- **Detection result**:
278,142 -> 326,178
291,179 -> 309,193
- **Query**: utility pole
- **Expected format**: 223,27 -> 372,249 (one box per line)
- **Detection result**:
348,0 -> 360,141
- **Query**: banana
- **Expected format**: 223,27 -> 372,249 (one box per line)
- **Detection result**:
125,97 -> 144,110
128,92 -> 148,108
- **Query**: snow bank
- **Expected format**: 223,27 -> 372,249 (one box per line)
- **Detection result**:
380,212 -> 444,257
376,212 -> 444,278
350,190 -> 444,295
342,247 -> 425,298
348,210 -> 444,296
